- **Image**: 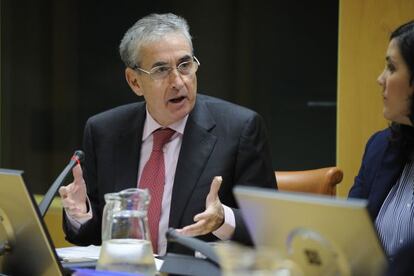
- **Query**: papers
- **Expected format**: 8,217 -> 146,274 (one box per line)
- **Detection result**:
154,257 -> 164,271
57,245 -> 164,271
57,245 -> 101,262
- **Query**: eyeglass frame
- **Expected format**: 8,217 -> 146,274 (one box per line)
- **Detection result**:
132,56 -> 200,80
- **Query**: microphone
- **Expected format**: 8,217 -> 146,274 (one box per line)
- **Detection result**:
159,228 -> 221,276
165,228 -> 220,266
38,150 -> 85,217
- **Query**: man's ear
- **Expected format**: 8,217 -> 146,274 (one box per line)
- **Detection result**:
125,68 -> 143,96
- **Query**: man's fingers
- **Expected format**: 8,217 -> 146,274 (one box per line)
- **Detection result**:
177,177 -> 224,237
61,197 -> 76,209
177,220 -> 206,236
208,176 -> 222,197
72,164 -> 84,185
206,176 -> 222,205
194,211 -> 209,222
61,196 -> 87,214
58,186 -> 68,198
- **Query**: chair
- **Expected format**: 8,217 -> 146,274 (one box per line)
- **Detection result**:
275,167 -> 343,196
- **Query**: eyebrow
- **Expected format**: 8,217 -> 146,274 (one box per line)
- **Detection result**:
150,54 -> 192,68
385,56 -> 397,64
178,55 -> 192,64
151,61 -> 169,68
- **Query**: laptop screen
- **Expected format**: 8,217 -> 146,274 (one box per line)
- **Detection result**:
0,169 -> 63,275
234,186 -> 387,276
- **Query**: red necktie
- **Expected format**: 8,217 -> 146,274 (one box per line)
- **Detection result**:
139,128 -> 175,253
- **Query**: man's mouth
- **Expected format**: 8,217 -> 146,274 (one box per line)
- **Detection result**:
169,96 -> 186,104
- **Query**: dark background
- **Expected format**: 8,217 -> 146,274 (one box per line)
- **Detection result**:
1,0 -> 338,194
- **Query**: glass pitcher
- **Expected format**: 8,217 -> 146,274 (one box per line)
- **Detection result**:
97,188 -> 156,275
101,192 -> 121,242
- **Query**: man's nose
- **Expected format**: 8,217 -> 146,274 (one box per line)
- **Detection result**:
169,68 -> 185,88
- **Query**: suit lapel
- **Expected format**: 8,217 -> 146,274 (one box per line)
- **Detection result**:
114,103 -> 146,192
169,98 -> 217,228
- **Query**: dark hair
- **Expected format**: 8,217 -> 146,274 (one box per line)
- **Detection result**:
390,21 -> 414,85
389,21 -> 414,160
390,20 -> 414,123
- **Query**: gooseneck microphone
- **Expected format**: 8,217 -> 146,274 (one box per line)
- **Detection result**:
38,150 -> 85,217
160,228 -> 221,275
165,228 -> 220,266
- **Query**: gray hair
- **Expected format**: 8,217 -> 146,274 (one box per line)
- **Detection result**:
119,13 -> 193,68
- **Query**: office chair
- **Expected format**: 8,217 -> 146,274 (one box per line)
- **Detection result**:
275,167 -> 343,196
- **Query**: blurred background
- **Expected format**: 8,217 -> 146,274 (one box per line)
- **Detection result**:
0,0 -> 338,194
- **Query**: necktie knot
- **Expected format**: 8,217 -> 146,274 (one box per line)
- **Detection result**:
152,128 -> 175,151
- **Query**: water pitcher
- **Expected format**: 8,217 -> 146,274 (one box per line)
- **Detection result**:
97,188 -> 156,275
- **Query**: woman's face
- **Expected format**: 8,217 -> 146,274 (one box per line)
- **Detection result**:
377,39 -> 414,126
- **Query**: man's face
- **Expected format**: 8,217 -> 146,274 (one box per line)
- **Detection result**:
126,33 -> 197,126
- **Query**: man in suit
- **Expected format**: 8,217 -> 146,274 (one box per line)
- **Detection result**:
59,13 -> 276,255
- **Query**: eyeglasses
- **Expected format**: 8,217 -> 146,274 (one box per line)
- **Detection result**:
133,56 -> 200,80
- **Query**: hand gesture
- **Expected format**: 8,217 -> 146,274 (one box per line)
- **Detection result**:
177,176 -> 224,236
58,164 -> 88,217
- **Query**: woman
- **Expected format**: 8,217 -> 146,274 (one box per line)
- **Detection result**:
348,20 -> 414,259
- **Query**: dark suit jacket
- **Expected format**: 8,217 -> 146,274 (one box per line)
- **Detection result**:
63,94 -> 276,253
348,128 -> 405,220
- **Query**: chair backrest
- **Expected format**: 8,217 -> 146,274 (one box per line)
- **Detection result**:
275,167 -> 343,196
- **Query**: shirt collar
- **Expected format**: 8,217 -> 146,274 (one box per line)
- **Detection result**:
142,108 -> 188,141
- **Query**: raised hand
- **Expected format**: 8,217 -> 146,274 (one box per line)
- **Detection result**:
58,164 -> 88,217
177,176 -> 224,236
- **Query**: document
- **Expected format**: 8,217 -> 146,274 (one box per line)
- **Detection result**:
57,245 -> 101,263
57,245 -> 164,270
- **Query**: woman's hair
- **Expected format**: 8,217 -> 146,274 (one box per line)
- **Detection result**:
390,21 -> 414,85
389,21 -> 414,159
119,13 -> 192,69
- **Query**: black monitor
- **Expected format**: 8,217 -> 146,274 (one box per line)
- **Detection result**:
0,169 -> 63,275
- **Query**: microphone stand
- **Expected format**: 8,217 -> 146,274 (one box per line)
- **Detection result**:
38,150 -> 84,217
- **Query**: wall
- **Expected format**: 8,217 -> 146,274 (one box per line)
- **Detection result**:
337,0 -> 414,196
1,0 -> 339,248
1,0 -> 339,195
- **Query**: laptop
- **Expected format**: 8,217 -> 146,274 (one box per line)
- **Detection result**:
0,169 -> 65,275
234,186 -> 387,276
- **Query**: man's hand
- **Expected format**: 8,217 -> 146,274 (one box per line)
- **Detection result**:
177,176 -> 224,236
58,164 -> 88,217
